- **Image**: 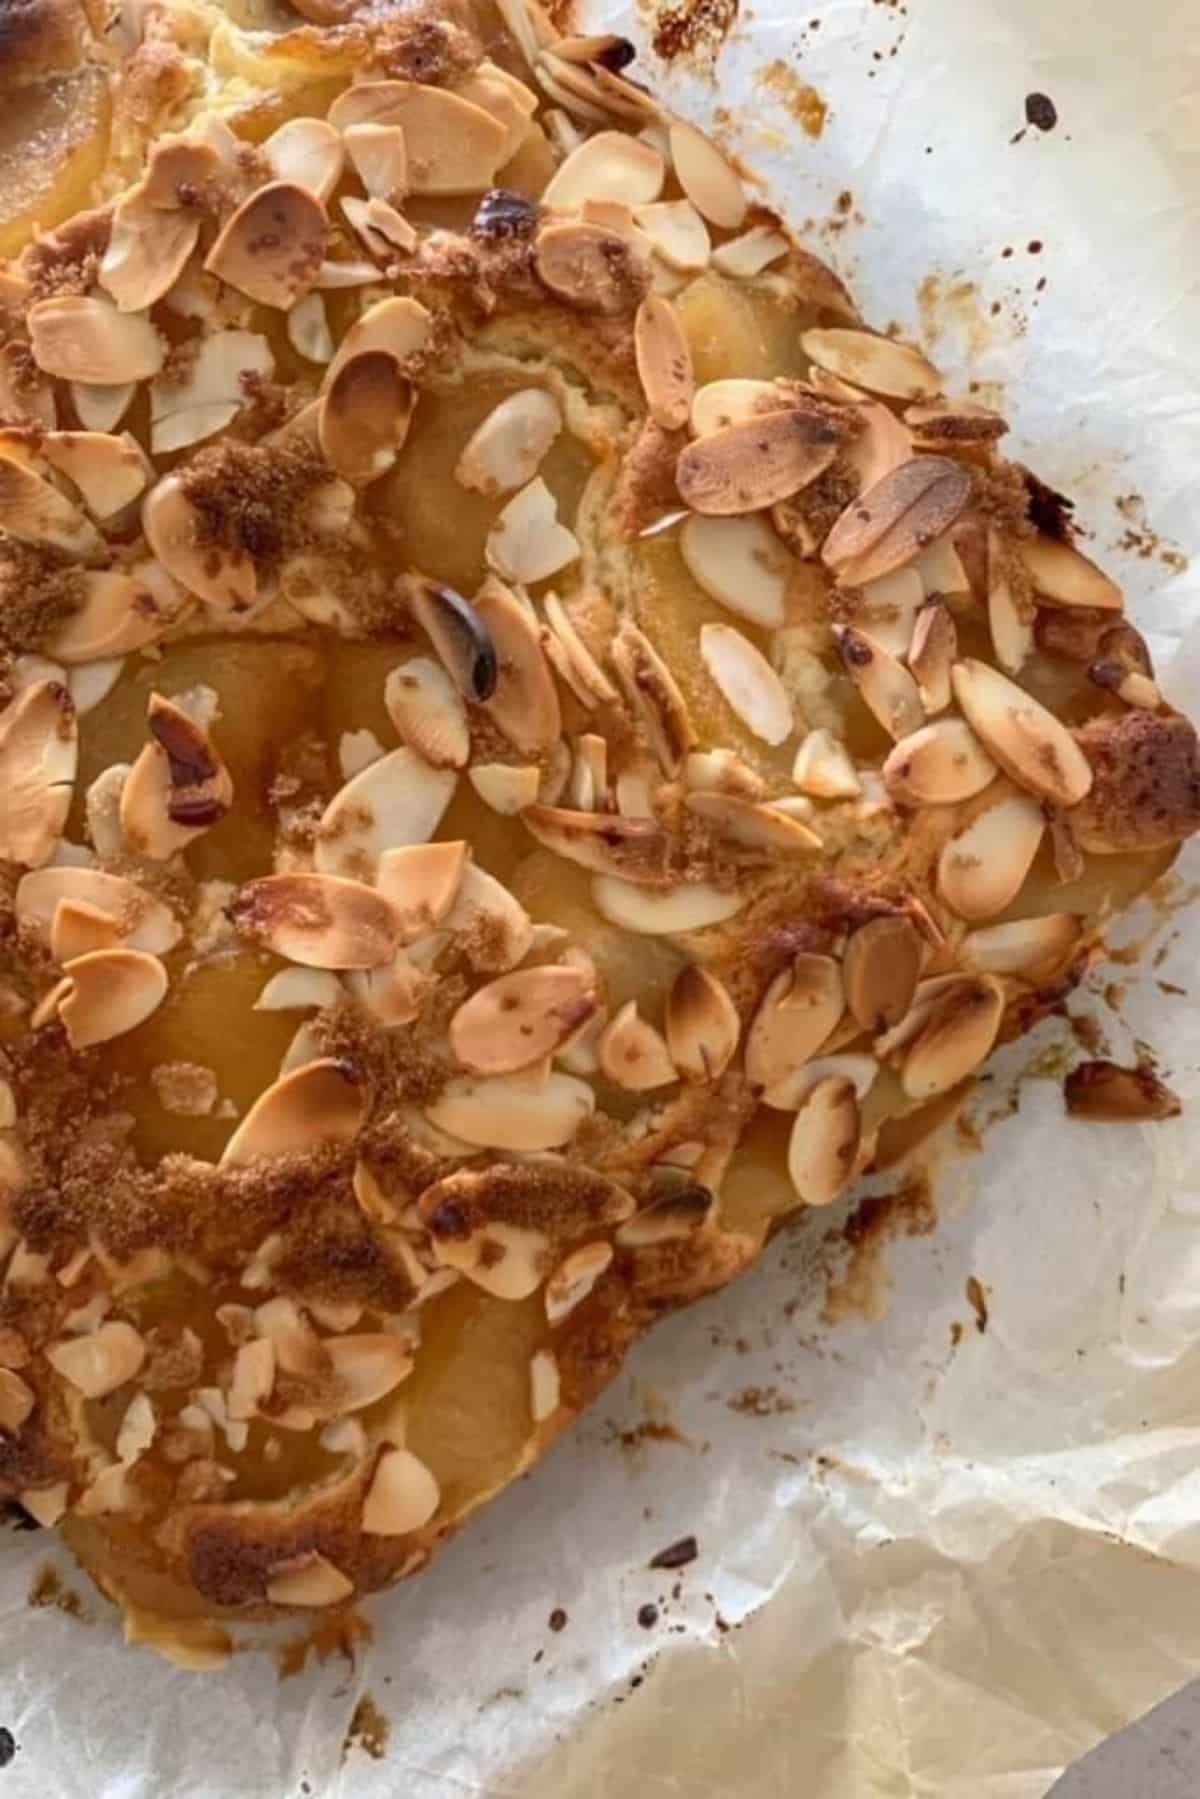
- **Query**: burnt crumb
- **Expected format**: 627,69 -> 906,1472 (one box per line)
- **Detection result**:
471,189 -> 539,242
548,1607 -> 567,1632
648,1534 -> 698,1570
1,1499 -> 39,1531
727,1385 -> 795,1417
652,0 -> 739,63
1024,92 -> 1058,132
637,1602 -> 660,1628
1021,465 -> 1075,541
0,1727 -> 13,1769
342,1693 -> 389,1763
965,1275 -> 989,1333
1064,1059 -> 1181,1122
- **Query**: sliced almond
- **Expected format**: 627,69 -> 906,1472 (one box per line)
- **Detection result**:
428,1069 -> 595,1150
28,297 -> 164,385
19,1484 -> 70,1528
951,659 -> 1093,807
325,294 -> 431,388
314,749 -> 457,880
905,397 -> 1008,449
382,658 -> 469,770
763,1050 -> 878,1112
843,916 -> 922,1033
823,457 -> 972,587
46,1320 -> 145,1399
612,622 -> 695,775
70,381 -> 135,433
255,967 -> 342,1012
325,1333 -> 412,1413
0,679 -> 77,867
450,964 -> 598,1074
689,378 -> 779,438
473,576 -> 562,751
142,474 -> 257,615
792,728 -> 861,799
852,564 -> 925,660
319,350 -> 414,485
916,534 -> 972,600
486,477 -> 581,585
41,430 -> 149,520
678,407 -> 842,516
684,789 -> 822,852
634,198 -> 710,271
287,292 -> 334,363
149,329 -> 274,455
266,1554 -> 354,1609
455,389 -> 562,498
598,999 -> 677,1090
882,718 -> 997,805
51,897 -> 122,962
546,1240 -> 613,1324
711,224 -> 789,278
529,1348 -> 560,1423
99,195 -> 199,313
908,599 -> 956,714
120,695 -> 232,858
665,964 -> 739,1082
56,948 -> 167,1049
569,734 -> 608,811
468,763 -> 541,814
685,747 -> 765,798
232,873 -> 402,968
937,793 -> 1045,921
679,511 -> 790,629
833,625 -> 925,742
699,622 -> 792,745
264,116 -> 345,200
987,528 -> 1034,674
344,947 -> 428,1029
0,455 -> 101,559
960,913 -> 1081,976
668,120 -> 746,228
49,568 -> 179,664
442,863 -> 533,971
363,1446 -> 439,1535
220,1059 -> 366,1165
227,1338 -> 276,1422
901,975 -> 1004,1098
522,804 -> 670,883
70,660 -> 125,719
534,220 -> 649,313
348,83 -> 507,193
616,1181 -> 713,1247
16,866 -> 181,954
1019,534 -> 1122,612
802,328 -> 940,401
592,874 -> 744,935
408,578 -> 498,703
634,294 -> 693,430
204,181 -> 326,308
542,129 -> 664,209
745,955 -> 845,1091
787,1075 -> 861,1206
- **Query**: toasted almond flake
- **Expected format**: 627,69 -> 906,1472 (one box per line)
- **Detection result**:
612,622 -> 695,775
986,529 -> 1034,674
679,512 -> 790,629
41,430 -> 148,520
287,291 -> 334,365
17,866 -> 180,954
204,181 -> 326,309
668,120 -> 746,228
1019,534 -> 1122,612
381,657 -> 469,770
961,913 -> 1081,976
633,198 -> 710,271
787,1075 -> 861,1206
0,455 -> 101,560
633,294 -> 694,430
339,730 -> 384,780
529,1347 -> 561,1423
442,863 -> 533,971
592,873 -> 744,935
684,789 -> 822,852
842,397 -> 917,497
362,1446 -> 440,1535
842,915 -> 923,1034
52,567 -> 179,665
232,872 -> 402,968
56,948 -> 167,1049
266,1554 -> 354,1608
685,747 -> 765,798
19,1483 -> 69,1528
852,564 -> 926,659
568,734 -> 608,811
951,659 -> 1093,807
745,955 -> 845,1092
908,599 -> 956,715
486,477 -> 581,585
264,116 -> 344,201
678,407 -> 842,516
142,473 -> 257,615
763,1050 -> 879,1112
70,381 -> 135,433
47,1319 -> 145,1399
872,973 -> 970,1061
53,896 -> 123,961
428,1068 -> 594,1151
455,389 -> 562,498
823,457 -> 972,588
473,576 -> 562,750
534,219 -> 649,313
700,622 -> 793,744
792,728 -> 861,799
426,1212 -> 548,1298
99,195 -> 199,313
451,964 -> 598,1075
28,297 -> 164,385
220,1059 -> 366,1166
937,792 -> 1045,921
408,578 -> 498,702
522,804 -> 670,883
227,1338 -> 276,1423
148,328 -> 273,455
802,328 -> 940,401
344,947 -> 428,1028
542,129 -> 664,210
882,717 -> 997,805
313,257 -> 383,288
665,964 -> 739,1082
465,763 -> 538,815
545,1240 -> 613,1325
598,999 -> 677,1090
902,974 -> 1005,1098
833,625 -> 925,742
905,396 -> 1008,449
255,968 -> 342,1012
0,679 -> 77,867
119,696 -> 231,860
318,349 -> 414,484
916,533 -> 971,599
0,1367 -> 33,1432
689,378 -> 779,438
314,748 -> 457,881
712,223 -> 789,277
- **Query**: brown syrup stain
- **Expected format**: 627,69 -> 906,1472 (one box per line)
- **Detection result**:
757,62 -> 830,138
606,1417 -> 690,1454
1114,492 -> 1188,575
726,1385 -> 796,1417
342,1693 -> 389,1763
821,1171 -> 937,1325
647,0 -> 739,67
27,1563 -> 88,1621
276,1608 -> 372,1679
965,1275 -> 989,1334
917,271 -> 1013,364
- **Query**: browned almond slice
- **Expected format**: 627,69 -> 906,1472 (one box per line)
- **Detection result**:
598,1000 -> 677,1090
530,1348 -> 561,1422
905,396 -> 1008,447
455,389 -> 562,498
474,576 -> 562,751
616,1180 -> 714,1247
287,292 -> 334,363
70,381 -> 136,433
668,120 -> 746,228
961,913 -> 1081,976
712,223 -> 789,277
542,128 -> 664,208
17,866 -> 180,954
546,1240 -> 614,1324
684,789 -> 822,852
665,964 -> 739,1082
344,948 -> 428,1029
227,1339 -> 276,1422
849,565 -> 925,660
99,195 -> 199,313
591,874 -> 744,935
792,728 -> 861,799
486,478 -> 581,584
679,512 -> 791,629
50,898 -> 122,962
349,82 -> 508,194
612,621 -> 695,774
882,718 -> 998,805
678,408 -> 842,516
822,457 -> 972,587
221,1059 -> 366,1165
255,968 -> 342,1013
534,220 -> 649,313
442,864 -> 533,971
833,625 -> 925,742
142,130 -> 230,205
319,350 -> 414,484
469,763 -> 540,813
325,294 -> 432,387
787,1075 -> 862,1206
428,1069 -> 595,1150
266,1554 -> 354,1609
450,964 -> 598,1074
635,295 -> 693,431
407,579 -> 497,703
0,455 -> 101,559
314,749 -> 457,880
1019,533 -> 1122,611
341,122 -> 408,206
843,915 -> 923,1032
917,535 -> 972,600
901,974 -> 1005,1098
522,804 -> 670,883
0,679 -> 77,867
313,258 -> 383,289
363,1446 -> 439,1535
142,473 -> 257,615
149,329 -> 274,456
936,793 -> 1045,921
843,399 -> 915,497
745,955 -> 845,1090
56,948 -> 167,1049
541,593 -> 618,708
325,1333 -> 413,1413
119,693 -> 232,858
232,873 -> 401,968
383,657 -> 469,769
951,659 -> 1093,807
700,622 -> 793,744
873,972 -> 970,1061
802,328 -> 940,401
685,747 -> 765,798
635,198 -> 710,271
264,116 -> 346,201
48,569 -> 177,664
689,378 -> 779,437
41,430 -> 148,520
763,1050 -> 879,1112
568,734 -> 608,811
204,182 -> 327,308
987,528 -> 1034,674
28,296 -> 164,385
908,599 -> 957,714
46,1320 -> 145,1399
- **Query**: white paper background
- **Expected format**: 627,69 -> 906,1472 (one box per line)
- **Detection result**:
3,0 -> 1200,1792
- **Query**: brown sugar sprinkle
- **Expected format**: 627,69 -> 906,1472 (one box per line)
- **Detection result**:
21,207 -> 112,301
0,542 -> 87,657
310,993 -> 455,1114
176,441 -> 331,573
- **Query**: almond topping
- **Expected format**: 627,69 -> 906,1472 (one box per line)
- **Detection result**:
792,728 -> 861,799
486,478 -> 581,585
54,947 -> 166,1050
319,350 -> 415,484
634,294 -> 693,430
591,874 -> 745,935
142,473 -> 257,615
522,803 -> 670,883
266,1554 -> 354,1609
372,843 -> 465,946
951,658 -> 1094,807
228,1338 -> 276,1422
255,968 -> 343,1012
678,408 -> 843,516
19,1484 -> 69,1528
787,1075 -> 862,1206
344,949 -> 428,1029
382,656 -> 469,772
70,381 -> 135,433
684,789 -> 822,852
442,863 -> 533,971
668,120 -> 746,228
474,576 -> 563,751
427,1069 -> 595,1151
823,457 -> 972,587
634,198 -> 710,271
700,622 -> 792,745
344,82 -> 507,193
46,1319 -> 145,1399
455,389 -> 562,497
17,866 -> 180,955
745,955 -> 845,1091
450,964 -> 598,1074
545,1240 -> 614,1324
314,749 -> 457,880
28,296 -> 164,384
264,116 -> 346,201
408,578 -> 498,702
148,329 -> 274,455
41,430 -> 149,519
204,181 -> 326,308
711,224 -> 789,277
901,975 -> 1005,1098
530,1348 -> 561,1423
598,1000 -> 677,1090
326,1333 -> 413,1412
543,128 -> 664,209
468,763 -> 540,814
843,915 -> 923,1032
960,913 -> 1081,976
0,455 -> 101,559
1019,534 -> 1123,612
50,568 -> 179,664
120,692 -> 232,858
232,873 -> 402,968
685,747 -> 765,798
908,599 -> 957,714
833,625 -> 925,742
802,328 -> 940,401
50,898 -> 122,963
534,220 -> 649,313
220,1059 -> 366,1164
937,793 -> 1045,921
689,378 -> 779,437
363,1447 -> 440,1535
99,195 -> 199,313
287,291 -> 334,363
882,718 -> 998,805
665,964 -> 739,1082
612,621 -> 695,774
762,1050 -> 879,1113
617,1181 -> 713,1247
679,511 -> 791,628
0,679 -> 77,866
326,294 -> 431,387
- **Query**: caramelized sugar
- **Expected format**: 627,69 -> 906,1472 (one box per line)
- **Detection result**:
675,275 -> 813,386
0,70 -> 111,258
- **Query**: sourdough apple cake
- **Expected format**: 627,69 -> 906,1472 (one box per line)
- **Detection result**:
0,0 -> 1195,1667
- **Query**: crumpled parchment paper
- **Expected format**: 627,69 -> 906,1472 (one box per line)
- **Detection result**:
3,0 -> 1199,1791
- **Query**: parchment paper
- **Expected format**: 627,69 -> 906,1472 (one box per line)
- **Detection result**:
3,0 -> 1200,1792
